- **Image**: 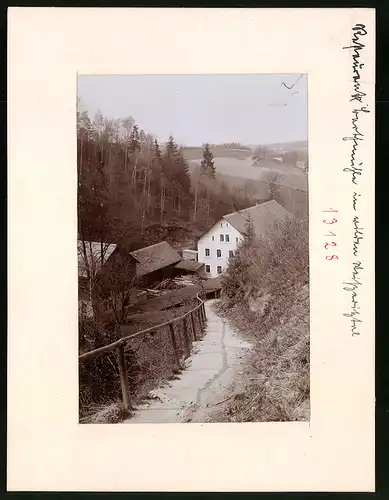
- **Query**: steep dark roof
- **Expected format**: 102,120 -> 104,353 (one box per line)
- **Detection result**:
223,200 -> 291,236
130,241 -> 181,277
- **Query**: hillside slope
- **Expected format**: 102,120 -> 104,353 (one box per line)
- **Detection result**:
210,214 -> 310,422
187,159 -> 308,215
209,285 -> 309,422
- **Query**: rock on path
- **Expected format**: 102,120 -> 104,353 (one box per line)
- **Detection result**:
123,299 -> 252,424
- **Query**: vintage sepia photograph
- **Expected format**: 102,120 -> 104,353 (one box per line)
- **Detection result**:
77,74 -> 309,424
8,8 -> 375,491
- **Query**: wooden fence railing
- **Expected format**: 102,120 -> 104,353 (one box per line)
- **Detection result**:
79,291 -> 208,411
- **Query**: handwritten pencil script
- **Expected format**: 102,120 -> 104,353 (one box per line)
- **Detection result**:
342,23 -> 369,336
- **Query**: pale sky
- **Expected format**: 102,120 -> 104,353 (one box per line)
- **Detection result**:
78,74 -> 307,147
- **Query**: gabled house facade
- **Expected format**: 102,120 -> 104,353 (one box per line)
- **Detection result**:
197,222 -> 244,278
197,200 -> 291,278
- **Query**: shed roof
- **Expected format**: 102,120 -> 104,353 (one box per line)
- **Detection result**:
174,260 -> 205,272
130,241 -> 181,276
202,277 -> 222,290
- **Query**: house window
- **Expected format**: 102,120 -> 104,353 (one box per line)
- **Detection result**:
220,223 -> 223,227
217,249 -> 222,258
206,265 -> 211,273
220,234 -> 224,242
217,266 -> 222,274
205,248 -> 210,257
212,236 -> 215,241
225,234 -> 230,242
229,250 -> 234,258
226,223 -> 229,227
236,237 -> 239,242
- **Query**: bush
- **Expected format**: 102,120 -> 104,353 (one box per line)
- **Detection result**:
221,214 -> 309,316
79,298 -> 204,422
215,213 -> 310,422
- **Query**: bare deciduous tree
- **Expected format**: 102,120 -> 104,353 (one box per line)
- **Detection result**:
267,172 -> 282,202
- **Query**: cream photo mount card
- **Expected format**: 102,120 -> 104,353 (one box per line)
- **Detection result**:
8,8 -> 375,492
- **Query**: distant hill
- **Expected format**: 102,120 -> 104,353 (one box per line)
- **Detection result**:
187,157 -> 308,190
187,159 -> 308,215
181,141 -> 308,160
181,146 -> 252,161
253,140 -> 308,151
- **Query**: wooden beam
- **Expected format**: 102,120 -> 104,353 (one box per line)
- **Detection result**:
79,338 -> 123,362
79,292 -> 205,363
198,304 -> 204,324
190,312 -> 197,341
182,318 -> 191,358
116,344 -> 131,411
169,323 -> 180,368
196,308 -> 201,331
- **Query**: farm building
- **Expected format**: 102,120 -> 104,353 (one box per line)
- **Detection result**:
182,248 -> 199,261
197,200 -> 291,278
130,241 -> 182,287
174,259 -> 206,278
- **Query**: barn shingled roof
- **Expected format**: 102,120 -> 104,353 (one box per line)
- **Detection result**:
130,241 -> 182,277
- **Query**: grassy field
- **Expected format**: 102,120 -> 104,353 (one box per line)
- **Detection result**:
187,157 -> 309,215
187,156 -> 308,190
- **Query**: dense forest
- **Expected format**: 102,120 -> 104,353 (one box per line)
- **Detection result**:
77,103 -> 259,250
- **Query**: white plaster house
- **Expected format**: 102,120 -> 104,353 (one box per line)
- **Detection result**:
197,200 -> 291,278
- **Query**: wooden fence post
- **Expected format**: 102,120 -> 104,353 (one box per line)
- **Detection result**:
182,318 -> 191,358
196,308 -> 201,329
197,305 -> 202,324
202,302 -> 207,321
190,312 -> 197,341
169,323 -> 180,369
116,343 -> 131,411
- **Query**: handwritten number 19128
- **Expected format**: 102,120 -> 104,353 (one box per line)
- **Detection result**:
322,209 -> 338,260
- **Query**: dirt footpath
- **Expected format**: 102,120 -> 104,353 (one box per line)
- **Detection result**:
123,300 -> 252,424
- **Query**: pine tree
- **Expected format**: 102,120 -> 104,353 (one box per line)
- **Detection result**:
153,138 -> 162,161
128,124 -> 141,153
163,135 -> 190,190
175,153 -> 191,192
165,135 -> 179,158
242,214 -> 254,247
200,143 -> 216,178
